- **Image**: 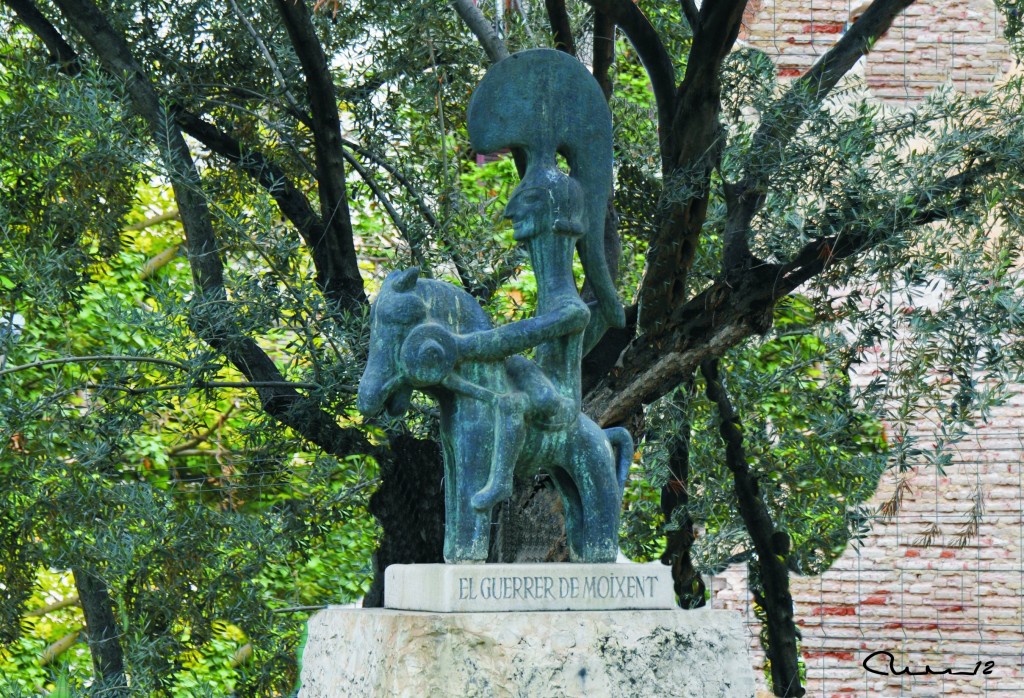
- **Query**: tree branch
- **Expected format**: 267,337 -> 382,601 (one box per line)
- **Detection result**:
670,0 -> 747,165
167,403 -> 236,455
50,0 -> 224,287
769,0 -> 916,148
586,281 -> 771,425
171,107 -> 362,309
340,138 -> 472,290
14,0 -> 366,315
274,0 -> 367,313
585,0 -> 675,154
720,179 -> 760,281
635,0 -> 747,332
227,0 -> 306,120
340,147 -> 427,269
341,138 -> 438,229
584,158 -> 1000,427
592,11 -> 615,101
26,594 -> 80,617
49,0 -> 372,460
139,242 -> 182,280
125,208 -> 180,231
72,567 -> 127,693
544,0 -> 576,56
2,0 -> 81,74
0,354 -> 189,377
679,0 -> 699,32
337,71 -> 390,103
658,379 -> 707,609
451,0 -> 509,63
172,109 -> 317,233
39,627 -> 83,666
90,381 -> 320,394
726,0 -> 917,269
776,157 -> 996,295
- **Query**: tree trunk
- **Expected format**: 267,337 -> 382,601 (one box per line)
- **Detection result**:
751,557 -> 804,697
363,433 -> 446,607
658,385 -> 706,608
72,566 -> 127,695
702,360 -> 803,697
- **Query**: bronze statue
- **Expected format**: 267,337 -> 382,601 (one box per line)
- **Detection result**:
357,49 -> 633,563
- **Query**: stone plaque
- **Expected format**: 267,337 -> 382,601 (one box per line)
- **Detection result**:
384,562 -> 676,613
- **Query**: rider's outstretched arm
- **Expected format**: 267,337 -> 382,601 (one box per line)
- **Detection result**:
455,300 -> 589,362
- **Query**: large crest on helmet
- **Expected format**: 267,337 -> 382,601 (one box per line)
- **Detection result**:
467,49 -> 625,330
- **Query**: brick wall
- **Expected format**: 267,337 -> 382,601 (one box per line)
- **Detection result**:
713,414 -> 1024,696
713,3 -> 1023,696
741,0 -> 1013,103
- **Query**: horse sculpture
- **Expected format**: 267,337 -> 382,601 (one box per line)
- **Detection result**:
357,267 -> 633,563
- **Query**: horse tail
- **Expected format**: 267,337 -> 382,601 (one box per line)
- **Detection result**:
604,427 -> 634,490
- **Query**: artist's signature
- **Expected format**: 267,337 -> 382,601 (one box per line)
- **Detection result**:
863,650 -> 995,677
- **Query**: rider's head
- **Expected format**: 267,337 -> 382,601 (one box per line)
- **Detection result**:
505,164 -> 585,242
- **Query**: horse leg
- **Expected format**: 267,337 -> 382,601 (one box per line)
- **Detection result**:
441,401 -> 494,562
603,426 -> 634,490
440,437 -> 464,563
563,420 -> 622,562
549,467 -> 586,562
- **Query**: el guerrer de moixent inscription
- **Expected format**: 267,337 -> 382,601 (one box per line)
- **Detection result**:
385,563 -> 674,613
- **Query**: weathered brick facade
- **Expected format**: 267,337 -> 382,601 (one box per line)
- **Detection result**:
714,410 -> 1024,696
712,2 -> 1023,696
742,0 -> 1013,102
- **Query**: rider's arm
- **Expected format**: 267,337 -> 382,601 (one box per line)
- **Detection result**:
456,300 -> 589,361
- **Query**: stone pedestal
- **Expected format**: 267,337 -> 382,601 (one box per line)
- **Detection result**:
298,606 -> 755,697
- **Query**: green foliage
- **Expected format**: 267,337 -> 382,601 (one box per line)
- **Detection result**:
0,38 -> 140,301
0,571 -> 91,694
611,38 -> 665,297
996,0 -> 1024,54
618,32 -> 1024,580
1,183 -> 376,692
630,296 -> 888,574
612,38 -> 889,573
619,458 -> 664,563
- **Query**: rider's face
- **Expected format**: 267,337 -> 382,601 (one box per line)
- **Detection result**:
505,186 -> 554,242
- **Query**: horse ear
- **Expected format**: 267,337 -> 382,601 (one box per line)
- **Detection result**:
391,267 -> 420,292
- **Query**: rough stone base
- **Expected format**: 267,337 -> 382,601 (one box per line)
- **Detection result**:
298,607 -> 755,698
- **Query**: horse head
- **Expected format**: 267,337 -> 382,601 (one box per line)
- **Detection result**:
357,268 -> 458,419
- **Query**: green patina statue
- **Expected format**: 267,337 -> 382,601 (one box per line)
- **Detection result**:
357,49 -> 634,563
